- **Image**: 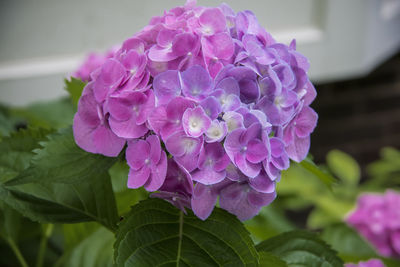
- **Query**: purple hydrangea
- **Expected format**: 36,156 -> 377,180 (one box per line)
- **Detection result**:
151,158 -> 193,213
71,46 -> 118,82
72,0 -> 317,221
346,190 -> 400,258
345,259 -> 385,267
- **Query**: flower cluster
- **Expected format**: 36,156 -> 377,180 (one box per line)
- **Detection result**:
346,190 -> 400,258
72,46 -> 118,82
345,259 -> 385,267
73,0 -> 317,221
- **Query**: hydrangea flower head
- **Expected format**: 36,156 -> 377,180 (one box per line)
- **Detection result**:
73,0 -> 317,221
72,46 -> 118,82
345,259 -> 385,267
346,190 -> 400,258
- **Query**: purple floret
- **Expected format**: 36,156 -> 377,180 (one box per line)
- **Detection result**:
345,259 -> 385,267
224,123 -> 268,178
126,135 -> 167,192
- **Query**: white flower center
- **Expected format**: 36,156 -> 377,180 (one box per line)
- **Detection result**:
226,119 -> 237,132
202,26 -> 213,35
191,87 -> 200,96
212,128 -> 221,137
189,117 -> 203,132
183,138 -> 197,153
220,95 -> 228,105
274,95 -> 283,107
132,105 -> 140,115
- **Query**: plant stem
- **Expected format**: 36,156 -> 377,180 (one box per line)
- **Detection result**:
7,237 -> 29,267
36,224 -> 54,267
176,211 -> 184,267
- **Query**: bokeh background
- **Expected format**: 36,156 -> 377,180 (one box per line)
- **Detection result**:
1,0 -> 400,169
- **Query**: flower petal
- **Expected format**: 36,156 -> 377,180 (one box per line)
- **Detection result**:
126,139 -> 150,170
191,183 -> 219,220
145,151 -> 168,191
249,171 -> 275,193
109,116 -> 148,139
92,124 -> 125,157
153,70 -> 181,105
127,166 -> 150,189
246,139 -> 268,163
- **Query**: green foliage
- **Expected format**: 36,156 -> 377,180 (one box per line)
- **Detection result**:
365,147 -> 400,189
6,127 -> 117,185
0,127 -> 53,183
64,78 -> 86,108
326,150 -> 361,187
321,223 -> 400,267
114,198 -> 259,266
63,222 -> 99,251
0,105 -> 22,139
58,227 -> 113,267
256,231 -> 343,267
258,252 -> 288,267
10,98 -> 75,129
245,204 -> 295,242
320,224 -> 376,262
0,128 -> 119,230
297,156 -> 337,189
0,202 -> 22,242
278,157 -> 355,229
109,160 -> 149,216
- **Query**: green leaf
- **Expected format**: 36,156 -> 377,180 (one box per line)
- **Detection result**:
58,227 -> 113,267
297,157 -> 337,189
10,98 -> 75,129
364,147 -> 400,189
256,230 -> 343,267
0,202 -> 22,242
245,204 -> 296,242
1,127 -> 119,230
307,209 -> 339,229
114,188 -> 148,217
258,252 -> 288,267
109,160 -> 149,215
306,195 -> 354,229
63,222 -> 99,251
326,150 -> 360,186
109,160 -> 130,193
6,127 -> 117,185
0,105 -> 23,139
0,127 -> 53,183
65,78 -> 86,107
320,224 -> 375,261
279,163 -> 325,197
321,223 -> 400,267
114,198 -> 259,266
278,161 -> 354,228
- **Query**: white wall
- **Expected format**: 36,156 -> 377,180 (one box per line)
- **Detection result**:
0,0 -> 399,105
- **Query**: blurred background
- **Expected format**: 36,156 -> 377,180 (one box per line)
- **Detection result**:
0,0 -> 399,169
